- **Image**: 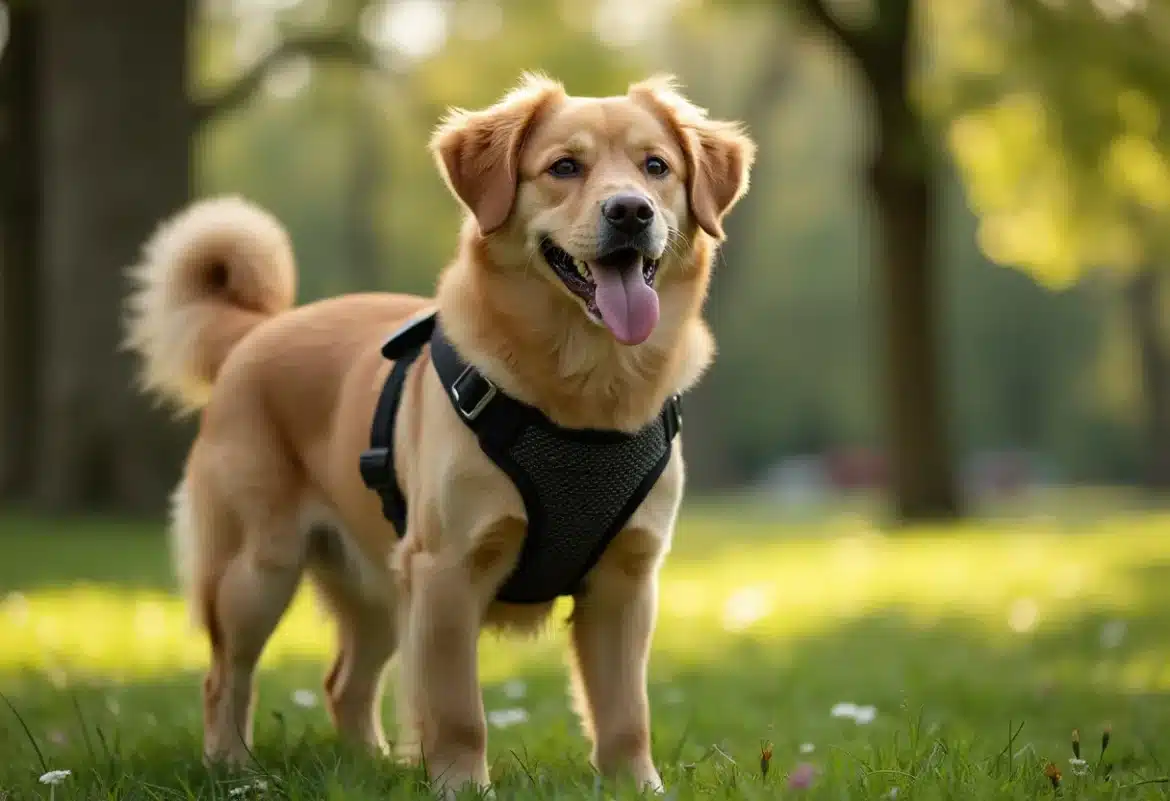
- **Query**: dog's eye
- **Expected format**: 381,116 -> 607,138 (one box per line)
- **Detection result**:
645,156 -> 670,177
548,158 -> 581,178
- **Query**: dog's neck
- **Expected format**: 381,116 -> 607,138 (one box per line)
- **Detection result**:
434,225 -> 715,433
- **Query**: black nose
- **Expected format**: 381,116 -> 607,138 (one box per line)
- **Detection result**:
602,193 -> 654,236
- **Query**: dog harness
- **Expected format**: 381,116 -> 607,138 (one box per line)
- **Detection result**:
358,310 -> 682,604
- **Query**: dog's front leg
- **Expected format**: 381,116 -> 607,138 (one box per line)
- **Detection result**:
397,543 -> 490,798
569,535 -> 664,793
395,519 -> 525,799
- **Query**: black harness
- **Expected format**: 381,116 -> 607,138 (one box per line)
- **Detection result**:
358,310 -> 682,604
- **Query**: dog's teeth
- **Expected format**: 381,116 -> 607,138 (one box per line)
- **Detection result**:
575,260 -> 591,280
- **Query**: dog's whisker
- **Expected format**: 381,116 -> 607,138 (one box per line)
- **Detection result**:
522,247 -> 541,280
661,228 -> 688,264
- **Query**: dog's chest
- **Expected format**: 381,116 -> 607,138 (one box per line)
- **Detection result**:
488,413 -> 675,603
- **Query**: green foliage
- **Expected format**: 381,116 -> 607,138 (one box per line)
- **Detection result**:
926,0 -> 1170,283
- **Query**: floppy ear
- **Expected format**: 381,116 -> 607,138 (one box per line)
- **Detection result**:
429,74 -> 565,235
629,75 -> 757,240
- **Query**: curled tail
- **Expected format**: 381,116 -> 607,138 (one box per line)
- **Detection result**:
123,195 -> 297,413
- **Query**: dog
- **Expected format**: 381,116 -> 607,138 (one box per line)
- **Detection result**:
124,73 -> 754,796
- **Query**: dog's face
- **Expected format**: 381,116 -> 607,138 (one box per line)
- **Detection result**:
431,75 -> 755,346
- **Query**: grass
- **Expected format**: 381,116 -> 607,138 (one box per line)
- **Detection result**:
1,502 -> 1170,799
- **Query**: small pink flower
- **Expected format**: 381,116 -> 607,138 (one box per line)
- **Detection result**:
788,762 -> 817,790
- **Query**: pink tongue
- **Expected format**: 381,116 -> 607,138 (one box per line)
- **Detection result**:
591,261 -> 660,345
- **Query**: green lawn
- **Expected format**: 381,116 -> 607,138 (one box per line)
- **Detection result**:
1,503 -> 1169,799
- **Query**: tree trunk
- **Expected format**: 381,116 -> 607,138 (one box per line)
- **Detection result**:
0,1 -> 42,501
36,0 -> 194,514
868,99 -> 960,520
857,5 -> 961,521
797,0 -> 960,520
1127,265 -> 1170,491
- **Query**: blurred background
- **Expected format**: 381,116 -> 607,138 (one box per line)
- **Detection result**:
3,3 -> 1170,795
4,0 -> 1170,526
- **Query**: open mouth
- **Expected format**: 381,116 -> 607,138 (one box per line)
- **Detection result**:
539,239 -> 661,345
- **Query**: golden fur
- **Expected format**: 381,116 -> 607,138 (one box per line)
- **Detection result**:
124,73 -> 754,797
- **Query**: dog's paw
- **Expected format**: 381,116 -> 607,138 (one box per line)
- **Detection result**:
428,760 -> 492,801
593,772 -> 665,797
432,778 -> 493,801
201,747 -> 252,772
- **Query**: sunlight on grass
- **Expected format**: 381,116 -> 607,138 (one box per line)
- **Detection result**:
661,518 -> 1167,641
4,513 -> 1170,693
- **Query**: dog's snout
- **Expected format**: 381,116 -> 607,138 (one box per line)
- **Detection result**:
602,193 -> 654,236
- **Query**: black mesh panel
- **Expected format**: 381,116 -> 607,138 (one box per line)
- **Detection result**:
495,417 -> 670,603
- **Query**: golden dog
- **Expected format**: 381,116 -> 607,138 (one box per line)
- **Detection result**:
124,73 -> 754,795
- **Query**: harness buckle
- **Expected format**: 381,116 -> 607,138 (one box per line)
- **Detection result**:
359,447 -> 392,490
666,394 -> 683,438
450,366 -> 497,422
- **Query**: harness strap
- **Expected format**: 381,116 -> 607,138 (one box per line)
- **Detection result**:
358,309 -> 438,534
429,322 -> 528,452
428,320 -> 682,448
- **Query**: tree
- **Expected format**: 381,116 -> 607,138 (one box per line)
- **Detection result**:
4,0 -> 379,514
1127,266 -> 1170,488
934,0 -> 1170,491
34,0 -> 195,513
0,0 -> 41,501
791,0 -> 962,520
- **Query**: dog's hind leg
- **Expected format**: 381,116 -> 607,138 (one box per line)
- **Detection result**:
204,532 -> 305,765
307,523 -> 398,754
185,451 -> 308,767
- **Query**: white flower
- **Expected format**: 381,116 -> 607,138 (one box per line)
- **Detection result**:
831,702 -> 858,718
887,788 -> 900,799
1069,758 -> 1089,776
502,679 -> 527,700
799,742 -> 815,754
830,702 -> 877,725
487,707 -> 529,728
228,780 -> 269,797
853,705 -> 877,725
291,689 -> 318,708
39,770 -> 71,785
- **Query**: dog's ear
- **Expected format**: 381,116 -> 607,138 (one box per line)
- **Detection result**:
430,74 -> 565,235
629,75 -> 756,240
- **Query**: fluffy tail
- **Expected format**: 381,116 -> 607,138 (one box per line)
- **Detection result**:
124,195 -> 297,413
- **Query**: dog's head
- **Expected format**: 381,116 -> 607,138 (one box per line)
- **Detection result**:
430,74 -> 755,347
